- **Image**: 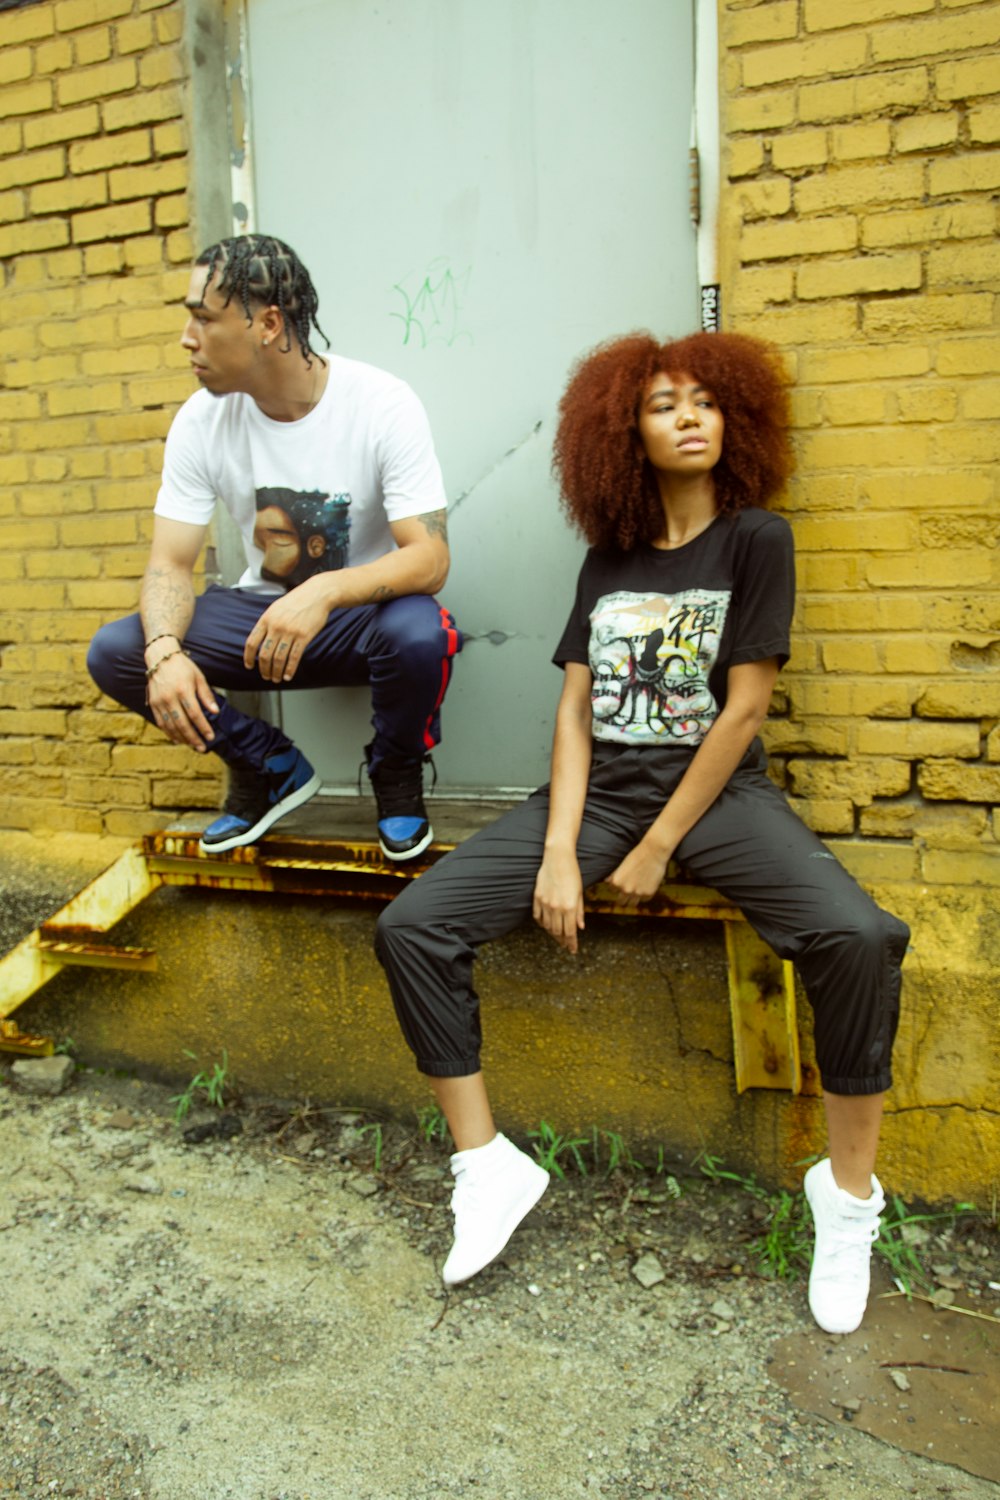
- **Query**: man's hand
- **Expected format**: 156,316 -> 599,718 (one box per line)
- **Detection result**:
243,578 -> 332,684
607,836 -> 674,907
532,847 -> 586,954
147,653 -> 219,751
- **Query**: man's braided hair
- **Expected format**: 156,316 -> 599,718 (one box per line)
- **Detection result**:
195,234 -> 330,365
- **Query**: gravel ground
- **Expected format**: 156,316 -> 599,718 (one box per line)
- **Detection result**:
1,1065 -> 997,1500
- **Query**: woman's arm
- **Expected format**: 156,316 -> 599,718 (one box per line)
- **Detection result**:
532,661 -> 594,954
608,656 -> 780,904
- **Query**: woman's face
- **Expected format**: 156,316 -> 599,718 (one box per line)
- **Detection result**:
637,370 -> 724,477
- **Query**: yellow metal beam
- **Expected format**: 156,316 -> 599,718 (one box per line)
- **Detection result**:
725,922 -> 801,1094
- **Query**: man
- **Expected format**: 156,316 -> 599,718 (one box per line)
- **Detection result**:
88,234 -> 460,860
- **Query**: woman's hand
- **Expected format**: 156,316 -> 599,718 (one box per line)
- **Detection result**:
533,847 -> 586,954
607,835 -> 675,907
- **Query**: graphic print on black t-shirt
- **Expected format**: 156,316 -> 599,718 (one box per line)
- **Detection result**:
253,486 -> 352,590
589,588 -> 730,745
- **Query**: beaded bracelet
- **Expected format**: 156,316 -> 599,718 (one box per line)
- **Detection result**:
144,633 -> 181,656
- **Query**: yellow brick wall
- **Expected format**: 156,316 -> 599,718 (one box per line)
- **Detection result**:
721,0 -> 1000,887
0,0 -> 220,838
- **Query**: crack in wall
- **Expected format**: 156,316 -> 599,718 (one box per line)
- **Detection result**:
449,420 -> 543,512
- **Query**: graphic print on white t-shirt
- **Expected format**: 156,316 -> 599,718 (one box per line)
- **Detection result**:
252,485 -> 352,590
588,589 -> 731,745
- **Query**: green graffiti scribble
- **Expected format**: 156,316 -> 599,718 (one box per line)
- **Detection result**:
391,258 -> 473,349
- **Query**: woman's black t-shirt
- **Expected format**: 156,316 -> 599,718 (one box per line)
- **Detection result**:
552,507 -> 795,749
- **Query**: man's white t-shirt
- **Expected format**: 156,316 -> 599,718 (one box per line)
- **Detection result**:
154,354 -> 446,594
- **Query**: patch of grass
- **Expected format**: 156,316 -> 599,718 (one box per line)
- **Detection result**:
527,1120 -> 589,1180
416,1104 -> 449,1146
359,1121 -> 384,1171
591,1127 -> 645,1176
694,1149 -> 813,1280
170,1049 -> 230,1124
875,1193 -> 977,1295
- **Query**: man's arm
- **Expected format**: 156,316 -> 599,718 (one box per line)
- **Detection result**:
243,509 -> 450,684
532,662 -> 594,954
607,656 -> 780,903
141,515 -> 220,751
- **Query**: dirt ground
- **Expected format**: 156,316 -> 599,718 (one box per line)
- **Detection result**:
1,1063 -> 998,1500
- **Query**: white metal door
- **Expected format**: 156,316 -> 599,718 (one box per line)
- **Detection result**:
245,0 -> 698,791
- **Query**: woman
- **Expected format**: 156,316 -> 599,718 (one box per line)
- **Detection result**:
375,332 -> 909,1335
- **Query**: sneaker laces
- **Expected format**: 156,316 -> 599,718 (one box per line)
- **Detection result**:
219,764 -> 269,823
817,1206 -> 881,1275
362,754 -> 437,819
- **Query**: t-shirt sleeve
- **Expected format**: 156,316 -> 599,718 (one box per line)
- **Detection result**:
153,396 -> 219,527
727,514 -> 796,668
552,556 -> 595,668
374,384 -> 447,522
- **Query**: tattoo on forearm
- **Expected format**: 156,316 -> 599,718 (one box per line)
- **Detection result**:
141,566 -> 196,641
369,585 -> 397,603
419,509 -> 448,542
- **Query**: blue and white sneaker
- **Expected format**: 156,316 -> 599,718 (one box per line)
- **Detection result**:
365,747 -> 435,861
199,746 -> 321,855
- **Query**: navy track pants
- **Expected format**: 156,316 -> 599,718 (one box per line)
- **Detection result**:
375,739 -> 909,1096
87,584 -> 462,774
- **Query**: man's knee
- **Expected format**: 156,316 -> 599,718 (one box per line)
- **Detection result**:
373,596 -> 458,664
87,616 -> 140,694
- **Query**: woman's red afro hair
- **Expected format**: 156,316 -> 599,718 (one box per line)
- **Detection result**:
553,331 -> 793,551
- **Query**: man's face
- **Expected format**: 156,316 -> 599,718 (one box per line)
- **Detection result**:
253,503 -> 301,581
180,264 -> 266,396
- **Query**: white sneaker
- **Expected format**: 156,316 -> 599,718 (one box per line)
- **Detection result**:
441,1132 -> 550,1286
804,1157 -> 885,1334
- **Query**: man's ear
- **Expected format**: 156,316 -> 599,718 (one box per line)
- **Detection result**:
260,303 -> 285,345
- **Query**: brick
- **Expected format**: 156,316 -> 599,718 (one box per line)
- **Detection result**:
726,89 -> 797,133
788,798 -> 857,836
117,305 -> 181,339
787,757 -> 911,801
0,7 -> 54,43
799,68 -> 928,122
102,84 -> 181,131
153,120 -> 185,157
863,293 -> 994,337
69,449 -> 108,478
0,46 -> 31,86
93,410 -> 172,442
969,104 -> 1000,145
800,343 -> 930,383
0,214 -> 71,258
962,381 -> 1000,421
798,428 -> 928,471
760,721 -> 850,757
71,199 -> 150,243
822,639 -> 881,674
727,138 -> 765,178
742,35 -> 867,89
55,0 -> 132,29
69,127 -> 150,173
922,515 -> 997,552
115,14 -> 154,52
109,158 -> 187,201
23,104 -> 98,148
47,381 -> 122,416
796,513 -> 912,550
0,186 -> 24,223
858,722 -> 980,758
61,513 -> 136,547
57,57 -> 135,106
0,708 -> 67,737
155,7 -> 183,41
153,192 -> 187,228
0,78 -> 53,117
20,482 -> 94,516
0,120 -> 20,155
67,580 -> 139,610
741,214 -> 857,261
83,242 -> 124,274
831,122 -> 892,162
38,311 -> 114,348
804,0 -> 934,26
73,25 -> 112,66
139,49 -> 184,89
797,251 -> 921,300
921,847 -> 1000,885
103,810 -> 164,837
34,36 -> 74,73
873,10 -> 1000,64
919,683 -> 1000,719
931,424 -> 1000,466
94,477 -> 154,510
732,176 -> 792,219
105,547 -> 151,577
928,242 -> 1000,288
770,129 -> 827,170
796,160 -> 924,215
15,417 -> 91,451
936,56 -> 1000,101
822,385 -> 889,425
861,202 -> 995,249
30,171 -> 108,214
936,339 -> 1000,376
896,386 -> 958,423
5,353 -> 79,387
919,762 -> 1000,803
726,2 -> 799,45
929,152 -> 1000,197
736,302 -> 858,345
81,343 -> 163,377
867,551 -> 992,588
129,372 -> 193,407
894,112 -> 961,154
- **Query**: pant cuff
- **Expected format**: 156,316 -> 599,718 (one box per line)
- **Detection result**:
418,1056 -> 481,1078
820,1070 -> 892,1096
